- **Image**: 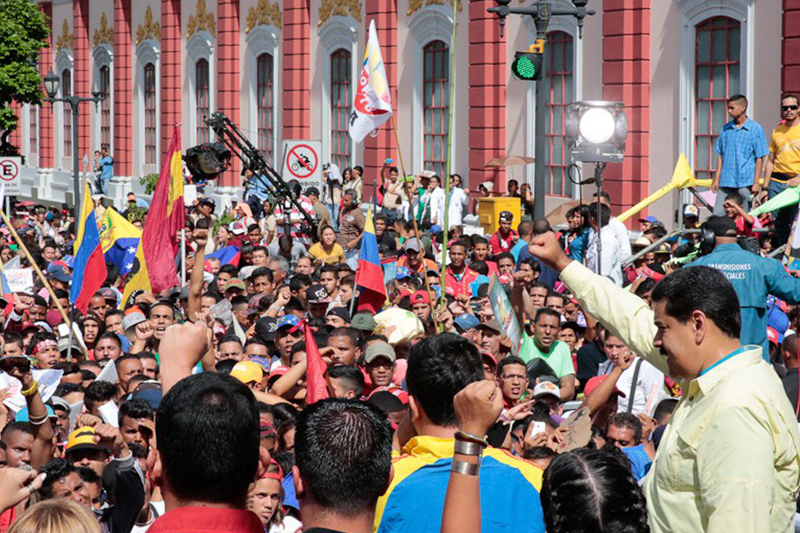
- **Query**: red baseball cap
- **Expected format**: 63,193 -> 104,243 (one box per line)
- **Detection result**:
410,290 -> 430,305
584,376 -> 626,398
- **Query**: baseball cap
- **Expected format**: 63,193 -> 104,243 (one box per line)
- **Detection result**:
326,307 -> 351,323
122,311 -> 147,337
277,315 -> 302,332
66,427 -> 110,455
268,366 -> 289,384
15,405 -> 56,422
49,396 -> 70,413
705,215 -> 737,237
230,221 -> 247,235
223,279 -> 246,292
632,236 -> 651,248
230,361 -> 264,385
307,284 -> 332,304
130,381 -> 163,409
46,263 -> 72,283
638,215 -> 659,223
364,341 -> 396,364
683,204 -> 700,218
396,266 -> 412,280
532,381 -> 561,401
199,197 -> 216,208
584,375 -> 626,398
454,313 -> 480,333
255,316 -> 278,342
367,390 -> 406,414
351,312 -> 377,333
499,211 -> 514,222
768,327 -> 780,346
99,287 -> 118,304
480,351 -> 497,368
306,187 -> 320,197
405,238 -> 421,253
477,319 -> 502,335
410,290 -> 430,305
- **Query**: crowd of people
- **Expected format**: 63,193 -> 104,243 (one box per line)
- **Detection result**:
1,92 -> 800,533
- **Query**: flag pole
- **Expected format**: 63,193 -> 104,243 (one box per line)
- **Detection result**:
180,229 -> 186,286
391,117 -> 439,332
439,0 -> 459,326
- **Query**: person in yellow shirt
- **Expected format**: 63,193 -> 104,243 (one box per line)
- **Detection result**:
308,225 -> 345,265
763,94 -> 800,244
528,231 -> 800,533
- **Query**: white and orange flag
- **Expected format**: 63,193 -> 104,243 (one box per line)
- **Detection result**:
349,20 -> 393,142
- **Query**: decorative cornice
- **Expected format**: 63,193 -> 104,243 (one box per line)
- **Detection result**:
187,0 -> 216,38
318,0 -> 362,27
55,19 -> 72,52
407,0 -> 461,17
246,0 -> 283,32
136,6 -> 161,45
93,12 -> 114,47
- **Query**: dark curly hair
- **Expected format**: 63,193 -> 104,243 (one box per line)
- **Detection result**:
541,448 -> 650,533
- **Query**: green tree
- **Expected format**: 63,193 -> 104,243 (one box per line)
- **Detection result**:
0,0 -> 50,155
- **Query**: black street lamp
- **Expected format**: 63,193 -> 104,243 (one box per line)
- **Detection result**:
488,0 -> 595,219
42,69 -> 105,213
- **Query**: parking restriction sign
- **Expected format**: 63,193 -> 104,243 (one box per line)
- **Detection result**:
0,157 -> 21,195
281,141 -> 322,192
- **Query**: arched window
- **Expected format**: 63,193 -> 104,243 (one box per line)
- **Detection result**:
29,106 -> 38,155
694,16 -> 741,182
195,59 -> 210,144
99,65 -> 111,151
330,48 -> 352,171
62,69 -> 72,157
256,53 -> 274,162
544,31 -> 574,197
423,40 -> 449,178
144,63 -> 157,165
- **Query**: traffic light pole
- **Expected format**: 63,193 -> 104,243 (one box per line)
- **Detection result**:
488,0 -> 594,219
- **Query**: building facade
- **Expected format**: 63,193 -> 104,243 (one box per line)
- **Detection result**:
8,0 -> 798,225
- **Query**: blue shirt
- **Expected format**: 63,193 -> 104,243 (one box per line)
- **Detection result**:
692,244 -> 800,358
510,238 -> 527,262
623,444 -> 653,482
98,156 -> 114,181
714,118 -> 768,188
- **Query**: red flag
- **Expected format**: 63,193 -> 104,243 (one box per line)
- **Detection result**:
304,321 -> 329,405
142,126 -> 183,294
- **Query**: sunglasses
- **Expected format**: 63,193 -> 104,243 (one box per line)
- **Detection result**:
782,105 -> 799,111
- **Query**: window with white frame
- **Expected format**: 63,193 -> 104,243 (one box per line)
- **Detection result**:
29,106 -> 38,157
330,48 -> 352,171
423,40 -> 449,178
99,65 -> 111,151
544,31 -> 575,197
62,68 -> 72,157
195,59 -> 210,143
694,16 -> 741,182
144,63 -> 157,165
256,53 -> 274,163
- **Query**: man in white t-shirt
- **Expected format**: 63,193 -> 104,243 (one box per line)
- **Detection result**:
597,331 -> 664,415
585,204 -> 626,285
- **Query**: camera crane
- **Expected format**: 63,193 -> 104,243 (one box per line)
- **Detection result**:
196,112 -> 318,241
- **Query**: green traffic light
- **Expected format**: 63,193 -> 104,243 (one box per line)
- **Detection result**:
513,56 -> 537,79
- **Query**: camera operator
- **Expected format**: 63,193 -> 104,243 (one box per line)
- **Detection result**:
691,216 -> 800,358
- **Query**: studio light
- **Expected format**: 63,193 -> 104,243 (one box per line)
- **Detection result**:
566,101 -> 627,163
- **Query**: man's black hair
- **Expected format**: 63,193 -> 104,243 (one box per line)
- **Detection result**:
320,264 -> 338,277
216,359 -> 239,375
326,365 -> 365,398
119,398 -> 155,426
545,292 -> 566,305
294,399 -> 392,517
284,297 -> 306,315
3,331 -> 23,348
97,331 -> 123,348
497,356 -> 527,377
201,291 -> 223,304
272,403 -> 299,426
244,337 -> 268,350
328,327 -> 359,347
115,353 -> 141,368
219,264 -> 239,277
607,412 -> 643,445
727,94 -> 748,108
470,260 -> 488,276
589,203 -> 612,228
157,372 -> 260,506
653,398 -> 678,425
1,421 -> 33,441
219,334 -> 243,348
650,266 -> 740,338
84,380 -> 118,411
290,274 -> 312,293
53,361 -> 81,375
406,333 -> 483,427
253,245 -> 268,257
39,459 -> 78,500
534,307 -> 562,324
252,267 -> 274,283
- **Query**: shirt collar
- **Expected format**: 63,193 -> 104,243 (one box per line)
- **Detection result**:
402,435 -> 455,461
693,345 -> 762,396
726,118 -> 751,130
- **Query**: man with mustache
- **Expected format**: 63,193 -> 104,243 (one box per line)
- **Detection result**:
527,231 -> 800,533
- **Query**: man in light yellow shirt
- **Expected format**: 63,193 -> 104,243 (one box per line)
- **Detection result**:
528,232 -> 800,533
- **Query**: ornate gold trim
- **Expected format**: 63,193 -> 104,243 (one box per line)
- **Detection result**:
56,20 -> 73,52
93,12 -> 115,47
318,0 -> 362,27
187,0 -> 217,38
245,0 -> 283,32
136,6 -> 161,45
407,0 -> 461,17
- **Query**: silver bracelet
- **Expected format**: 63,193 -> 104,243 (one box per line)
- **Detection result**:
454,438 -> 486,456
451,457 -> 481,476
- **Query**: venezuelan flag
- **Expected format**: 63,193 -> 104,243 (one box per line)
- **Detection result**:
207,245 -> 241,266
70,180 -> 108,314
355,209 -> 387,313
98,207 -> 142,276
142,125 -> 183,294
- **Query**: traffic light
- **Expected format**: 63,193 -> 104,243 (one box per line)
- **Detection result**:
511,40 -> 544,81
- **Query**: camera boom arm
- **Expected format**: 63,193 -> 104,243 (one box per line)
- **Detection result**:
205,112 -> 318,241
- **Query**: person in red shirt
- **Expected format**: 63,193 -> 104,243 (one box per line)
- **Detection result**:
489,211 -> 518,256
722,191 -> 757,237
444,241 -> 479,298
471,236 -> 498,276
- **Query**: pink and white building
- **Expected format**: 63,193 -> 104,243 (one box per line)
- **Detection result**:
9,0 -> 799,225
